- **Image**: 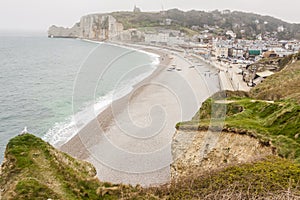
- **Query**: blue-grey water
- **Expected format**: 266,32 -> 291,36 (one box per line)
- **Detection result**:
0,35 -> 158,161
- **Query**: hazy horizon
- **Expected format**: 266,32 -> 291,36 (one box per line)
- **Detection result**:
0,0 -> 299,32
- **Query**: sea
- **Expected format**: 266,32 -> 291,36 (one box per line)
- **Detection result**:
0,32 -> 159,161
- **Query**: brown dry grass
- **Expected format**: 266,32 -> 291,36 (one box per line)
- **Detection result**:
251,59 -> 300,103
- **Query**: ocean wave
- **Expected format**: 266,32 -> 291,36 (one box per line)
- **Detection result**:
106,42 -> 161,65
43,53 -> 159,147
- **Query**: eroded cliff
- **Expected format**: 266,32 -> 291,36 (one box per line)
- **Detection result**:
48,14 -> 124,41
172,130 -> 275,179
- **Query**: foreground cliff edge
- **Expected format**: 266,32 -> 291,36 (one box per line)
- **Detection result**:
0,134 -> 136,199
1,134 -> 300,199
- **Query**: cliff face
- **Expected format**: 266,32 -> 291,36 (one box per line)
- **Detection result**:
48,23 -> 81,38
80,15 -> 124,41
48,14 -> 124,41
171,130 -> 275,179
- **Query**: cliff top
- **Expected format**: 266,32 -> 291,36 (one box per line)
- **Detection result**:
177,54 -> 300,162
0,134 -> 129,199
1,134 -> 300,199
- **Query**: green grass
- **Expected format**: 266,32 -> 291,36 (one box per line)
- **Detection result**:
179,97 -> 300,161
15,178 -> 60,200
5,133 -> 50,169
110,11 -> 198,36
1,134 -> 300,199
0,134 -> 126,200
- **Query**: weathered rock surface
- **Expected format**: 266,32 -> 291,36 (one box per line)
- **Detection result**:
48,14 -> 124,41
171,130 -> 275,179
48,23 -> 81,38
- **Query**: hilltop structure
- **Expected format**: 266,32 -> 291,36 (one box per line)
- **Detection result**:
133,5 -> 141,13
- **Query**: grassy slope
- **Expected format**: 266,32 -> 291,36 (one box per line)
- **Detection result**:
0,134 -> 137,200
178,57 -> 300,162
111,12 -> 162,29
179,98 -> 300,161
251,54 -> 300,103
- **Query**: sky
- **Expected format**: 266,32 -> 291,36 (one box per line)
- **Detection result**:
0,0 -> 299,32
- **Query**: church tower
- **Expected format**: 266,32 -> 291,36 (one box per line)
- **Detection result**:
133,5 -> 141,13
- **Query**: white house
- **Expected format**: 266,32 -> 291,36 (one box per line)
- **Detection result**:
277,26 -> 285,33
232,48 -> 244,58
215,46 -> 229,58
226,30 -> 236,38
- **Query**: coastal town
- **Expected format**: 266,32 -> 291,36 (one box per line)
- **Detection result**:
140,26 -> 300,89
48,9 -> 300,91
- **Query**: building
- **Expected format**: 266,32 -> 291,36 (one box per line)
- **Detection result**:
222,10 -> 231,15
226,30 -> 236,38
248,49 -> 262,57
160,18 -> 173,26
253,70 -> 275,85
277,26 -> 285,33
263,51 -> 278,58
231,48 -> 244,58
271,48 -> 295,57
215,46 -> 229,58
133,5 -> 141,13
165,19 -> 172,25
144,31 -> 185,45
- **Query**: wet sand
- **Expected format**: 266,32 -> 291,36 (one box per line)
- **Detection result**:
60,46 -> 217,186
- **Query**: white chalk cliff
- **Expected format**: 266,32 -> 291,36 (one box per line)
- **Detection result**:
48,14 -> 124,41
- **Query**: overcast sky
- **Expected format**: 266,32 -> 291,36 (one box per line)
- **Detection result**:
0,0 -> 299,32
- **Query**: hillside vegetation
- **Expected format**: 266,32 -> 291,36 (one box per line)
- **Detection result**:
251,53 -> 300,103
179,97 -> 300,161
111,9 -> 300,40
1,135 -> 299,199
0,134 -> 137,200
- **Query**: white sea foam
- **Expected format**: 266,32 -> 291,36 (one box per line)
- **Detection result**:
43,48 -> 159,147
106,42 -> 161,64
80,39 -> 104,45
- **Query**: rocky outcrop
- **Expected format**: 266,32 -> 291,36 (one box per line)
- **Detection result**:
117,29 -> 145,42
48,23 -> 81,38
171,130 -> 275,179
80,15 -> 123,41
48,14 -> 124,41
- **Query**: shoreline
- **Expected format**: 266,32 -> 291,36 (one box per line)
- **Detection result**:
60,46 -> 171,160
60,42 -> 219,186
45,41 -> 161,147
